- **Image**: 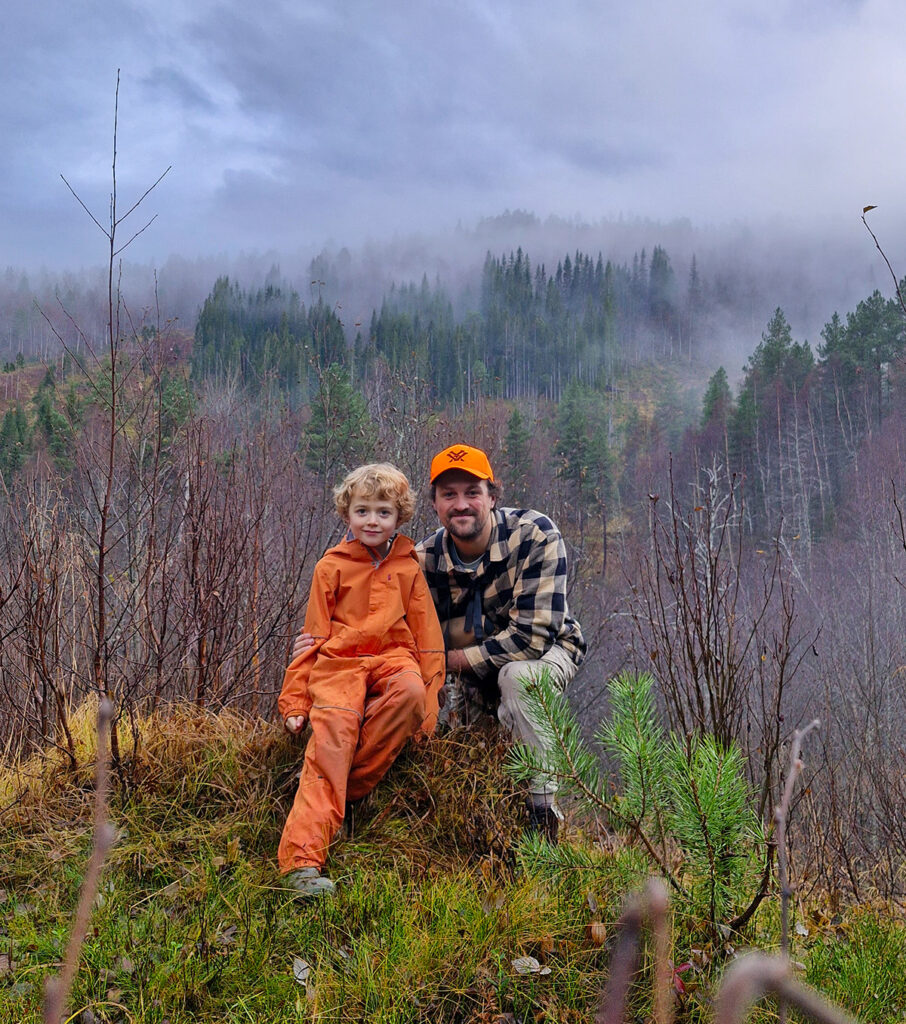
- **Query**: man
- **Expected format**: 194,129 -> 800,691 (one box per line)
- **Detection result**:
292,443 -> 586,843
420,444 -> 586,842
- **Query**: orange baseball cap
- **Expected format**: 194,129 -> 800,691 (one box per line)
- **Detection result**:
430,444 -> 495,483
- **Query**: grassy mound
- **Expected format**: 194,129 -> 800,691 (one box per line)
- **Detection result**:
0,706 -> 631,1022
1,704 -> 905,1023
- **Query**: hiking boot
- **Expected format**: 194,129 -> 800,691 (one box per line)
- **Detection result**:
283,866 -> 335,896
526,802 -> 561,845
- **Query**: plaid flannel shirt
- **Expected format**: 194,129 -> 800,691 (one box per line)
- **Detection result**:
417,508 -> 586,679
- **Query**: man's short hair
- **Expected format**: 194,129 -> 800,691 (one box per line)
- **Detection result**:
334,463 -> 415,524
430,473 -> 501,503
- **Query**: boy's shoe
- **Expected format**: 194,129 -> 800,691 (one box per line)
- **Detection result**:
284,867 -> 335,896
526,801 -> 562,845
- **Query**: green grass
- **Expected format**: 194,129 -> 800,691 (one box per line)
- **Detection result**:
802,913 -> 906,1022
0,706 -> 902,1022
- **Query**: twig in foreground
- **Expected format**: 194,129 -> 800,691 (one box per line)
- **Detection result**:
43,698 -> 116,1024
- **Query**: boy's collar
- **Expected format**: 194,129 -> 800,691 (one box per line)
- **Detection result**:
345,529 -> 402,559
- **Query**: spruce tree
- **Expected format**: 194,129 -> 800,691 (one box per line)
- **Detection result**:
304,363 -> 374,480
502,407 -> 532,507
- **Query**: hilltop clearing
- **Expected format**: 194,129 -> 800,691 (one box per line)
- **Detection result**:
2,703 -> 904,1023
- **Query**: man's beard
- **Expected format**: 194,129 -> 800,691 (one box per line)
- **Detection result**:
446,512 -> 485,541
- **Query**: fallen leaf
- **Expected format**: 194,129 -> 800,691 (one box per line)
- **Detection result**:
511,955 -> 550,975
585,921 -> 607,946
0,952 -> 11,975
586,892 -> 599,914
795,922 -> 809,937
690,947 -> 711,968
217,925 -> 238,946
481,891 -> 506,914
293,957 -> 311,986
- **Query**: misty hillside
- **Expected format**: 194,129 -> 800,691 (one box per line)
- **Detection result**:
2,206 -> 906,1020
2,209 -> 898,381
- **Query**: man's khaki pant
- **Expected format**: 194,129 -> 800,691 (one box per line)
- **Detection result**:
440,644 -> 578,808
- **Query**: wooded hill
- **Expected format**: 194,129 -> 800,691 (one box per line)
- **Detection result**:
1,230 -> 906,922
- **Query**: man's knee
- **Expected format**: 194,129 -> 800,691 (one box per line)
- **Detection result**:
497,660 -> 539,702
499,650 -> 574,696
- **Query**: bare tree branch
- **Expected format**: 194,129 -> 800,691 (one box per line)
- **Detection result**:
43,698 -> 116,1024
861,207 -> 906,318
716,952 -> 859,1024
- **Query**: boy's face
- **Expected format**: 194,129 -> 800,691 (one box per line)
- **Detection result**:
346,488 -> 399,555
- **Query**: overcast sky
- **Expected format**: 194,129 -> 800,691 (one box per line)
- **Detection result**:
3,0 -> 906,274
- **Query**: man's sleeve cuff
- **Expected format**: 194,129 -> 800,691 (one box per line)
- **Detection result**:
462,645 -> 491,677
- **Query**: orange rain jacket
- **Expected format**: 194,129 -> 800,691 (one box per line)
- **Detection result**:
277,533 -> 445,873
278,532 -> 445,730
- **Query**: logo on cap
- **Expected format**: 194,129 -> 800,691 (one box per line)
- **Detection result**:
446,448 -> 469,463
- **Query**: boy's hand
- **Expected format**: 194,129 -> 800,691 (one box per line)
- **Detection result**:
292,631 -> 315,660
285,715 -> 308,734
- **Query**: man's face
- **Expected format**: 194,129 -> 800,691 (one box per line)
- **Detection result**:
432,470 -> 496,547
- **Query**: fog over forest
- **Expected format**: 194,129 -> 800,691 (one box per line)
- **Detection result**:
3,208 -> 901,388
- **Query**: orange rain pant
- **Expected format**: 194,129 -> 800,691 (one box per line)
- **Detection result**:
277,653 -> 426,873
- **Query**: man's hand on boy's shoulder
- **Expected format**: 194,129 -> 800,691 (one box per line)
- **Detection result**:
292,631 -> 314,660
284,714 -> 308,734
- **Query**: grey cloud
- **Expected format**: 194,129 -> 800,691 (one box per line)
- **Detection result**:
140,66 -> 218,114
2,0 -> 906,272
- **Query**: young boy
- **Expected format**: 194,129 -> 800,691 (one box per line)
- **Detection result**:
278,463 -> 445,895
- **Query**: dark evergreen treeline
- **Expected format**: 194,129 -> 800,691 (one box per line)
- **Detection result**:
367,246 -> 700,403
173,246 -> 906,548
2,242 -> 905,558
188,244 -> 706,405
690,288 -> 906,542
191,276 -> 346,396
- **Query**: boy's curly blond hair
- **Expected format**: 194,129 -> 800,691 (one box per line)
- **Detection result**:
333,463 -> 416,525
